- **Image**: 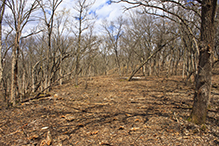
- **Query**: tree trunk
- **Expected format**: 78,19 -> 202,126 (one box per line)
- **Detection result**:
59,57 -> 63,85
0,24 -> 3,84
11,26 -> 21,106
0,0 -> 6,85
46,29 -> 52,92
190,0 -> 217,125
32,67 -> 35,93
11,47 -> 16,106
75,56 -> 79,86
11,42 -> 18,105
148,60 -> 151,76
115,49 -> 121,75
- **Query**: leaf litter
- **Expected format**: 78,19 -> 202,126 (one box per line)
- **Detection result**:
0,74 -> 218,145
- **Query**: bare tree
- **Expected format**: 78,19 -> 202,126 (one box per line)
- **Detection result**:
115,0 -> 217,125
5,0 -> 39,106
190,0 -> 217,125
102,16 -> 126,75
37,0 -> 63,91
53,9 -> 71,85
72,0 -> 95,86
0,0 -> 6,84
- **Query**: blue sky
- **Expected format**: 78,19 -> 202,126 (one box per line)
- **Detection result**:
48,0 -> 130,36
59,0 -> 127,24
2,0 -> 129,37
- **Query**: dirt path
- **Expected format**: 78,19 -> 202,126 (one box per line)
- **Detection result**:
0,75 -> 218,146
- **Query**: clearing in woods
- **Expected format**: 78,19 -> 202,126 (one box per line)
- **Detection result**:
0,70 -> 219,145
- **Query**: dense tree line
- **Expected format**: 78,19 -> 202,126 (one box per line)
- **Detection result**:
0,0 -> 218,124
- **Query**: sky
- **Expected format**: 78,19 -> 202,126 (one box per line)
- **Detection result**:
59,0 -> 126,21
2,0 -> 190,38
58,0 -> 130,30
2,0 -> 131,37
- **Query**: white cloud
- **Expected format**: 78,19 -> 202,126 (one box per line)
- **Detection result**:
92,0 -> 109,10
3,0 -> 130,37
56,0 -> 129,35
59,0 -> 127,22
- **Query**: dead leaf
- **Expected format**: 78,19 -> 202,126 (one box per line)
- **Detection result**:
118,126 -> 124,130
175,132 -> 180,136
41,127 -> 49,130
166,129 -> 174,132
28,134 -> 39,140
113,117 -> 118,120
135,119 -> 140,122
64,114 -> 75,121
144,125 -> 151,129
99,141 -> 110,145
40,139 -> 47,146
130,127 -> 140,131
58,135 -> 69,141
90,131 -> 98,135
46,131 -> 52,145
77,123 -> 84,127
125,113 -> 131,117
41,115 -> 47,118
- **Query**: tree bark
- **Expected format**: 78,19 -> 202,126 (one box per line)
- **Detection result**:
0,0 -> 6,84
11,31 -> 20,106
190,0 -> 217,125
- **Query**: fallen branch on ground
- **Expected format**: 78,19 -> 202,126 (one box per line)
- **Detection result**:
127,37 -> 176,81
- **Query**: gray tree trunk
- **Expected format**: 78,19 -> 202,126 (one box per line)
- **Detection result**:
190,0 -> 217,125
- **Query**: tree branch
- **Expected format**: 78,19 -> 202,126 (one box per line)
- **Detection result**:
127,36 -> 177,81
116,0 -> 200,55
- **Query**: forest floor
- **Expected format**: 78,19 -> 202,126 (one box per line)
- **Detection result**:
0,71 -> 219,146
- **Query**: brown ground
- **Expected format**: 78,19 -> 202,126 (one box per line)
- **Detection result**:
0,73 -> 219,146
